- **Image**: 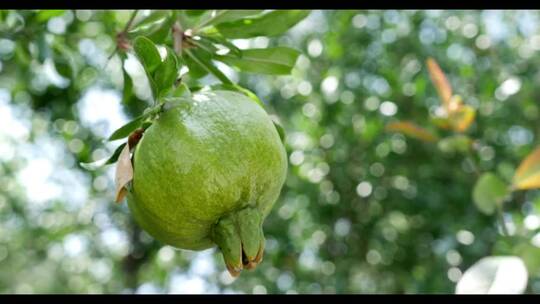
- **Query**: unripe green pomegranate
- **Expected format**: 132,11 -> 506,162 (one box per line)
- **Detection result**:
126,90 -> 287,276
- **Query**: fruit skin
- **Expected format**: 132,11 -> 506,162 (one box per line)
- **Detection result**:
127,90 -> 287,264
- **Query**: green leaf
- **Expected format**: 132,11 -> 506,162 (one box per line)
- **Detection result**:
215,10 -> 310,39
273,120 -> 286,143
80,143 -> 127,171
183,49 -> 209,79
185,10 -> 207,17
200,34 -> 242,57
196,10 -> 263,29
472,173 -> 510,215
133,36 -> 162,74
132,36 -> 162,99
52,42 -> 78,80
154,47 -> 179,99
437,135 -> 472,154
108,116 -> 145,141
36,10 -> 65,22
122,68 -> 133,103
170,83 -> 191,98
130,11 -> 169,32
189,38 -> 219,54
216,47 -> 300,75
147,16 -> 174,44
185,48 -> 232,85
128,11 -> 173,45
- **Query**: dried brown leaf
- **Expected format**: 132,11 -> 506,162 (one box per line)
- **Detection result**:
114,143 -> 133,203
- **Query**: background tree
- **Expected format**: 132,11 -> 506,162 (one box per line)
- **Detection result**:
1,10 -> 540,293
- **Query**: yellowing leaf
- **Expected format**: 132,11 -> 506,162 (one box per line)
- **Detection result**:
385,121 -> 439,142
449,104 -> 475,133
513,146 -> 540,190
426,58 -> 453,109
114,143 -> 133,203
430,116 -> 452,130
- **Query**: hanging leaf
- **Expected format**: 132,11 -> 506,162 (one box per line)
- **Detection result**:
273,120 -> 286,143
215,10 -> 311,39
455,256 -> 528,294
108,116 -> 146,141
122,67 -> 134,103
385,121 -> 439,142
216,47 -> 300,75
154,47 -> 179,99
513,146 -> 540,190
472,173 -> 510,215
80,143 -> 127,171
115,143 -> 133,203
426,57 -> 453,108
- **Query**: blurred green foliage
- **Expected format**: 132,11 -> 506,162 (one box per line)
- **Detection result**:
1,10 -> 540,293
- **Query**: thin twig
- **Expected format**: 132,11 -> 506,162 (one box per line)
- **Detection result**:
106,10 -> 139,66
123,9 -> 140,33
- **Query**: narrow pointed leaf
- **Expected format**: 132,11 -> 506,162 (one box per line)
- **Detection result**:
513,146 -> 540,190
185,48 -> 232,84
426,57 -> 453,108
170,83 -> 191,98
122,68 -> 133,103
273,120 -> 286,143
130,10 -> 170,33
216,47 -> 300,75
215,10 -> 311,39
196,10 -> 263,29
385,121 -> 439,142
200,35 -> 242,57
80,143 -> 127,171
108,116 -> 147,141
